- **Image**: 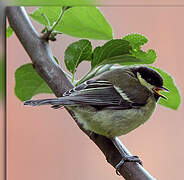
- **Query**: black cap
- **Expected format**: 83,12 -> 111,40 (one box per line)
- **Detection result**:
132,66 -> 163,88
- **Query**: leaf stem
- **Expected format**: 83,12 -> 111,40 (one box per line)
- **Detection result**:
49,7 -> 66,33
41,13 -> 51,27
62,70 -> 75,83
75,64 -> 113,86
41,6 -> 68,40
75,68 -> 93,86
72,72 -> 76,84
95,64 -> 113,76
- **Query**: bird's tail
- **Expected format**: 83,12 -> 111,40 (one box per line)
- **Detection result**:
24,97 -> 75,109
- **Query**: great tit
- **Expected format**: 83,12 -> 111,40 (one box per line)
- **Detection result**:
24,66 -> 169,172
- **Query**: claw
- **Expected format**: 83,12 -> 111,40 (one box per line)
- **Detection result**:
115,155 -> 142,176
115,159 -> 124,175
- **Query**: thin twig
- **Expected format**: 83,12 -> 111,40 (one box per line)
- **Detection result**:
6,6 -> 156,180
41,7 -> 67,40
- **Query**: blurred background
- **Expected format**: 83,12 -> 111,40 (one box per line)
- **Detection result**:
7,6 -> 184,180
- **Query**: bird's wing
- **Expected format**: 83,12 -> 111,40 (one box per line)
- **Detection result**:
53,79 -> 147,110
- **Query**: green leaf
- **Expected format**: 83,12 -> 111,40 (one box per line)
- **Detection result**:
150,66 -> 181,110
123,33 -> 148,50
101,55 -> 144,66
122,34 -> 157,64
91,37 -> 156,68
64,39 -> 92,74
130,49 -> 157,64
29,7 -> 62,27
11,0 -> 95,6
92,39 -> 131,68
6,26 -> 13,37
15,63 -> 53,101
59,7 -> 113,40
30,7 -> 113,40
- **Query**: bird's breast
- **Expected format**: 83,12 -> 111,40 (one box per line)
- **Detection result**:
69,96 -> 156,137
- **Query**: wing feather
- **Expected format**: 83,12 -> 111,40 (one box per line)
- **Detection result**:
61,80 -> 145,109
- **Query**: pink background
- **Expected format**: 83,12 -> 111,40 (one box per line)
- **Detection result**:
7,6 -> 184,180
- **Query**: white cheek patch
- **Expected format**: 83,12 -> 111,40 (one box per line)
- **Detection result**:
137,72 -> 154,92
114,86 -> 133,102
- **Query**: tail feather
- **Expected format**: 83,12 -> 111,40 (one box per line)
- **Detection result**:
24,98 -> 64,106
24,97 -> 79,107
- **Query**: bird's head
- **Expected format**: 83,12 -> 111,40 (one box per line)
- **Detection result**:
132,66 -> 169,101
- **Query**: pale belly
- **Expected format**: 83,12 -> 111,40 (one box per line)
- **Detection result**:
69,96 -> 156,137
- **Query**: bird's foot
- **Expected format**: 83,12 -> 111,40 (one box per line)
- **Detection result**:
115,155 -> 142,175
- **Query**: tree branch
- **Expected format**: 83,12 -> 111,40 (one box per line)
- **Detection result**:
6,6 -> 156,180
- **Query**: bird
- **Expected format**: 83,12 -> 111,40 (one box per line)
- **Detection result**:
24,66 -> 169,173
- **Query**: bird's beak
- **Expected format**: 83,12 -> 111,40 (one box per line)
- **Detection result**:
153,87 -> 169,99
